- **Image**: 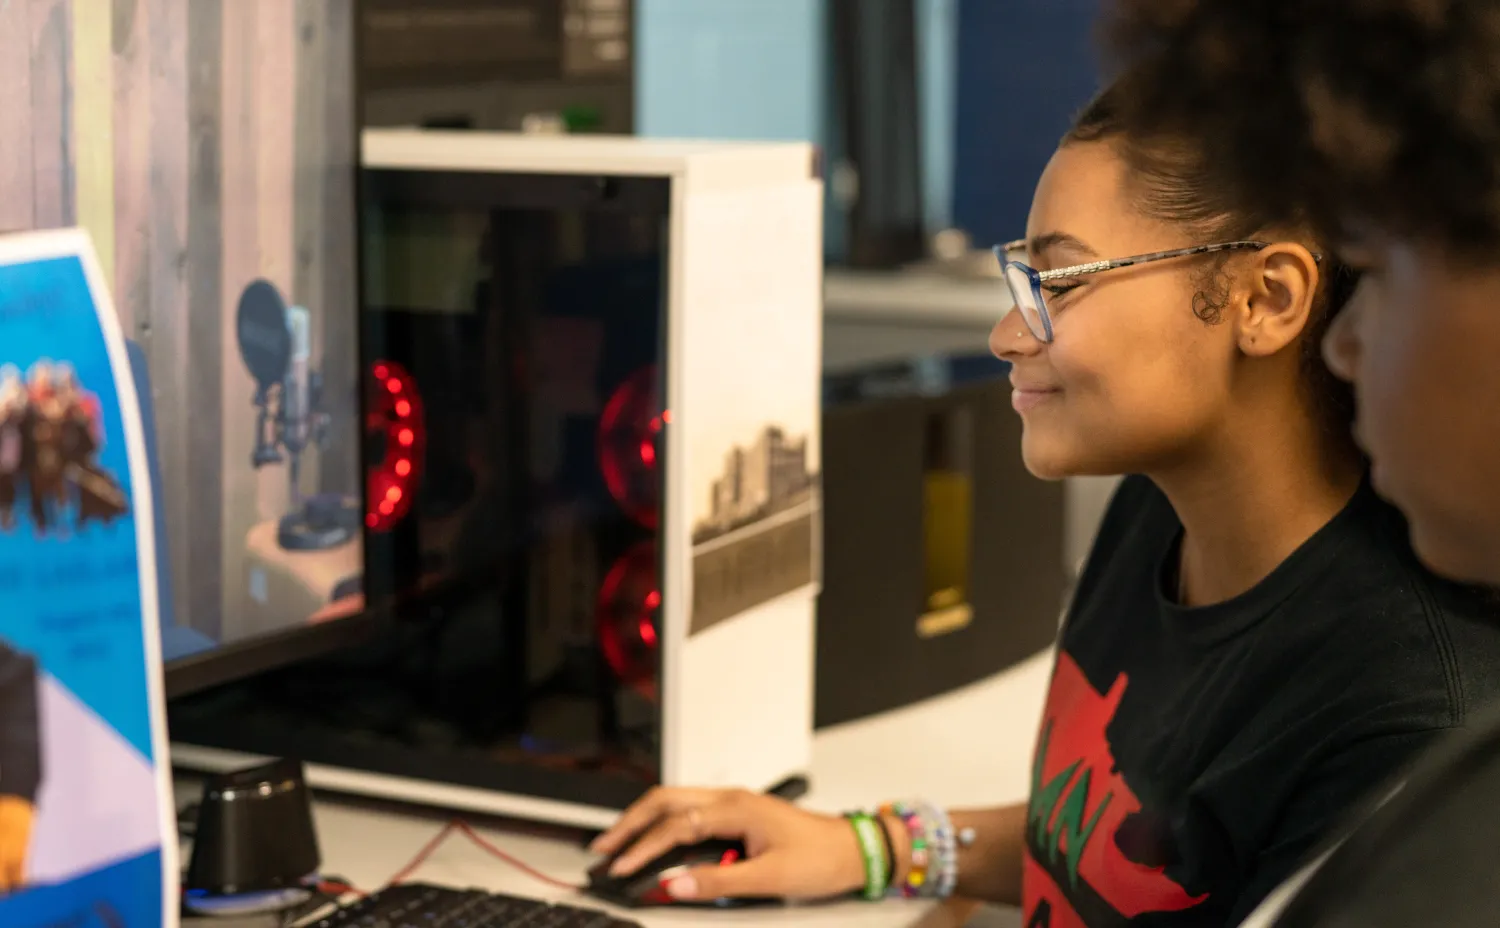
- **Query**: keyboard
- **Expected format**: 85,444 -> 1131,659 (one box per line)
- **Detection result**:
305,883 -> 645,928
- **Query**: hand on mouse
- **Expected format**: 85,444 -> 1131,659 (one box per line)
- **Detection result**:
589,787 -> 869,902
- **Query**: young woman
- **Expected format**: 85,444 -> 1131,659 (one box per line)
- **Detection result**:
589,87 -> 1500,926
1103,3 -> 1500,924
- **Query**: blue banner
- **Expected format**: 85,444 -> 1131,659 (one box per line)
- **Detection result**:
0,231 -> 176,928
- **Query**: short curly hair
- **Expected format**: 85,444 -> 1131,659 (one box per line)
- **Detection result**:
1103,0 -> 1500,253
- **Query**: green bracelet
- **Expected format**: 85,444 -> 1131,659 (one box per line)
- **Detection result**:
845,812 -> 889,901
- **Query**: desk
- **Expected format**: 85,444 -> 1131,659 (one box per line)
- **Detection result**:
177,649 -> 1052,928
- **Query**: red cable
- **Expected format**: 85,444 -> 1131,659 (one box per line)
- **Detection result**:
382,820 -> 461,888
365,818 -> 582,894
453,820 -> 582,892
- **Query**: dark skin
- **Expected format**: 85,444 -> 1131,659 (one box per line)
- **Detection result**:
590,138 -> 1364,906
1321,235 -> 1500,585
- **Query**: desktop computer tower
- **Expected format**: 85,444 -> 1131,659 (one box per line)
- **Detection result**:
171,129 -> 823,829
816,355 -> 1067,728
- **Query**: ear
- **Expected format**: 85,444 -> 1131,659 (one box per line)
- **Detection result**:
1235,243 -> 1320,358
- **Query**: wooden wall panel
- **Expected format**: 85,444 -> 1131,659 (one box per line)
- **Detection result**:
72,0 -> 114,284
218,0 -> 262,632
29,0 -> 75,230
0,2 -> 37,231
110,0 -> 194,632
185,0 -> 224,637
299,0 -> 360,495
253,0 -> 298,529
294,0 -> 328,496
112,0 -> 151,340
145,0 -> 191,642
321,0 -> 359,496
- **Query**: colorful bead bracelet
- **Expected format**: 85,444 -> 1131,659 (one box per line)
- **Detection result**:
874,800 -> 960,900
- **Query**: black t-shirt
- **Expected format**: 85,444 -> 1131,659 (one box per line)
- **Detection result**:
1021,476 -> 1500,927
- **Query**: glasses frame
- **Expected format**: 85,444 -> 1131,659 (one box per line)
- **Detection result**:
994,239 -> 1322,343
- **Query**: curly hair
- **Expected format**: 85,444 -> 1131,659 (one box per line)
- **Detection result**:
1063,83 -> 1361,443
1103,0 -> 1500,253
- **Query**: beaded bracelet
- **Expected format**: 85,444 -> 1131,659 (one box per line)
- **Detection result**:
879,800 -> 960,899
923,801 -> 960,899
880,802 -> 927,897
843,812 -> 889,900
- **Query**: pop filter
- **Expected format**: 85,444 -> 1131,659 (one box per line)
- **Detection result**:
236,279 -> 293,392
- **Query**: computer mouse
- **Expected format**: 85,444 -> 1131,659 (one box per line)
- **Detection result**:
584,837 -> 781,909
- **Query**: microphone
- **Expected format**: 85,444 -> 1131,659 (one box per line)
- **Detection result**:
283,306 -> 312,453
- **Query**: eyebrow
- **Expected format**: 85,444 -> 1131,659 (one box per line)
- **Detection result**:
1028,232 -> 1097,259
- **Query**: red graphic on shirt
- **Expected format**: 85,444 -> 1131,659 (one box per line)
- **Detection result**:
1022,652 -> 1209,926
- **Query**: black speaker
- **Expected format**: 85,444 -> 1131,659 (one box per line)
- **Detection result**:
185,759 -> 321,896
816,356 -> 1065,728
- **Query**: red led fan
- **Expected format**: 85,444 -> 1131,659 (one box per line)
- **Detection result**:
366,360 -> 425,532
596,541 -> 661,700
597,365 -> 666,528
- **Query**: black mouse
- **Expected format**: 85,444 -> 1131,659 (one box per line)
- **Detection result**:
584,838 -> 781,909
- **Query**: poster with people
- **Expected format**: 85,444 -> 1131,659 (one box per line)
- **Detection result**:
0,230 -> 177,927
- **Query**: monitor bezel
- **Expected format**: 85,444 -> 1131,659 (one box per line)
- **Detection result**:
163,610 -> 384,699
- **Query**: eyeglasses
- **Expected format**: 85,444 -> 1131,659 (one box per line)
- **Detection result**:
995,239 -> 1301,343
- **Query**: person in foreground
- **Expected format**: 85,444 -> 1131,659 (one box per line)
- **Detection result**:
589,84 -> 1500,926
1104,1 -> 1500,925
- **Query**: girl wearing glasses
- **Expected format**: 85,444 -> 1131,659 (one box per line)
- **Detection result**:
588,85 -> 1500,926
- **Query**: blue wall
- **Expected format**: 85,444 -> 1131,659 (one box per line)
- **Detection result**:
635,0 -> 825,143
635,0 -> 1101,254
635,0 -> 960,258
951,0 -> 1102,248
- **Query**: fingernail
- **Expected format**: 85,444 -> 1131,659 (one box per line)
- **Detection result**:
665,875 -> 698,899
608,859 -> 630,876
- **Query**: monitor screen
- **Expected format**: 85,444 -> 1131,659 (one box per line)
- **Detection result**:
0,0 -> 364,698
125,0 -> 365,696
167,164 -> 671,810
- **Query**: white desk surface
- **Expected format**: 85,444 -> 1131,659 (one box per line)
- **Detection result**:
178,649 -> 1052,928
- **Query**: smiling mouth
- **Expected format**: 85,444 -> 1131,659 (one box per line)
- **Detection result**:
1011,388 -> 1061,413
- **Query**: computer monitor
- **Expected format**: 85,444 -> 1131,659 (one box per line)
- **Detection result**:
170,142 -> 673,812
112,0 -> 366,699
168,131 -> 824,827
